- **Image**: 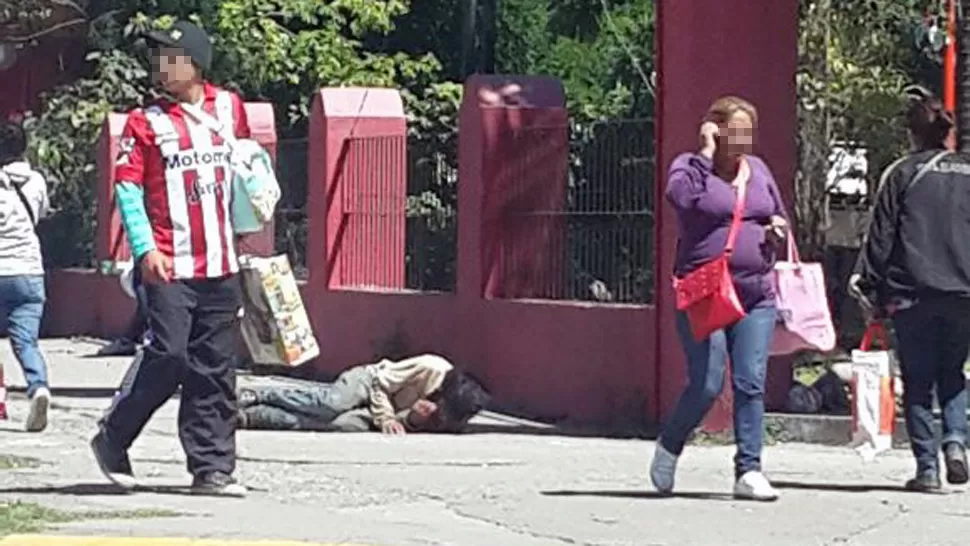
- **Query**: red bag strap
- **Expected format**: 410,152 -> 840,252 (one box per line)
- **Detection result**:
860,323 -> 890,351
724,157 -> 750,253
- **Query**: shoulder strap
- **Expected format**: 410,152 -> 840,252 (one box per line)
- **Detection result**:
724,157 -> 750,253
13,183 -> 36,227
904,150 -> 951,194
182,96 -> 236,147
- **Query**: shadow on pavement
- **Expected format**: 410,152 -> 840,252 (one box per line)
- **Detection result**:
773,480 -> 935,494
0,483 -> 133,496
0,483 -> 196,497
541,489 -> 735,501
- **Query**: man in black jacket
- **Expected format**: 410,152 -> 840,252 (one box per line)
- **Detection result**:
852,93 -> 970,492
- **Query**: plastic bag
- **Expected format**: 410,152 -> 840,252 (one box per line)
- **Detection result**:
848,324 -> 896,461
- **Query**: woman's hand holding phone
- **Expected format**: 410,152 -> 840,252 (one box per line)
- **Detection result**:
699,122 -> 719,159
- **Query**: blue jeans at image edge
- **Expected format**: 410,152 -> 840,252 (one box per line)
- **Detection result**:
660,305 -> 777,478
0,275 -> 50,397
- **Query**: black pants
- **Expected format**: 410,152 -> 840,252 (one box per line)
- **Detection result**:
101,275 -> 242,477
893,298 -> 970,474
122,265 -> 149,342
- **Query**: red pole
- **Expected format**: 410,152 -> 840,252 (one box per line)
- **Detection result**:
945,0 -> 958,148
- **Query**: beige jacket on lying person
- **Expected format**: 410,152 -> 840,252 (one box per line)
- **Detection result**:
366,354 -> 453,429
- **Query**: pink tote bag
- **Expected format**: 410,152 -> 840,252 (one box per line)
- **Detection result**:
770,236 -> 837,355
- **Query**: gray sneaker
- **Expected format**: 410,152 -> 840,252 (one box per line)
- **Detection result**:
237,388 -> 258,408
90,429 -> 137,490
944,442 -> 969,485
191,472 -> 246,497
649,443 -> 679,495
25,387 -> 50,432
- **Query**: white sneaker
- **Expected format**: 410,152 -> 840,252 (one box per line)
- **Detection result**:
733,471 -> 779,501
649,443 -> 679,494
25,387 -> 50,432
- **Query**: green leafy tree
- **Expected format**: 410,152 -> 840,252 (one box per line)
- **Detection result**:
797,0 -> 932,347
24,0 -> 447,267
499,0 -> 657,302
796,0 -> 930,258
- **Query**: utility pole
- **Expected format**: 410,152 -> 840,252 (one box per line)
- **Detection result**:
945,0 -> 957,113
958,0 -> 970,152
460,0 -> 478,78
482,0 -> 498,73
460,0 -> 498,78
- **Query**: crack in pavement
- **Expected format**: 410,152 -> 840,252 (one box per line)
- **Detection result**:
824,504 -> 908,545
416,492 -> 623,546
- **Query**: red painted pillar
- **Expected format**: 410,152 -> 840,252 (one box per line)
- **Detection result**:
458,75 -> 568,300
655,1 -> 799,430
455,75 -> 568,381
305,88 -> 407,327
95,113 -> 132,267
95,103 -> 277,266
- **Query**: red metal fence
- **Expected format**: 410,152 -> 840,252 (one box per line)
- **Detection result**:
337,135 -> 407,290
495,119 -> 655,303
48,1 -> 799,430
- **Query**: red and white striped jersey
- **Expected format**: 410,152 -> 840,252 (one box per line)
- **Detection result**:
115,83 -> 250,280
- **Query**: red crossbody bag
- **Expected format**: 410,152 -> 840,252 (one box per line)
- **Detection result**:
672,157 -> 750,341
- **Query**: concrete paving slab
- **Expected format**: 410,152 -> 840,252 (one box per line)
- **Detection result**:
0,339 -> 966,544
0,537 -> 371,546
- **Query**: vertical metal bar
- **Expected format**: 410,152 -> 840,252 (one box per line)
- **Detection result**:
946,0 -> 958,113
397,136 -> 403,289
372,137 -> 379,287
355,139 -> 363,287
461,0 -> 478,77
384,136 -> 390,288
483,0 -> 498,73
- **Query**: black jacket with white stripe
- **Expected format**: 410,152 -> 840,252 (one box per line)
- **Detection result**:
855,149 -> 970,306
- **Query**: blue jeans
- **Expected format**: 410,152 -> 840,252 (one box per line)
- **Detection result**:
0,275 -> 49,397
240,366 -> 373,432
893,299 -> 970,476
661,305 -> 777,478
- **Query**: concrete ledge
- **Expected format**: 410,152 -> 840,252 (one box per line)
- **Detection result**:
766,412 -> 952,448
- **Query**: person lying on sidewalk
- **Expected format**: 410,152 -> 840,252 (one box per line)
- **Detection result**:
236,354 -> 490,434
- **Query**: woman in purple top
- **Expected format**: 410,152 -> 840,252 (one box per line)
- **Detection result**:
650,96 -> 788,501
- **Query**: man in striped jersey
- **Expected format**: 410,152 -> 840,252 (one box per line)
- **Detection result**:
91,21 -> 249,497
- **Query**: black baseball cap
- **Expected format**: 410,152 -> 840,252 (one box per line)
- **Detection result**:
145,21 -> 212,71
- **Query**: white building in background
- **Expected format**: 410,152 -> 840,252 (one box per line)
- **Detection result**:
826,143 -> 869,197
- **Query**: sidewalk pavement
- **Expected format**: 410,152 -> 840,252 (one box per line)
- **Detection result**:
0,538 -> 370,546
0,339 -> 966,545
0,339 -> 131,394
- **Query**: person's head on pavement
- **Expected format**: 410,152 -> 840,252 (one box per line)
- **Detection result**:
144,20 -> 212,102
411,371 -> 490,433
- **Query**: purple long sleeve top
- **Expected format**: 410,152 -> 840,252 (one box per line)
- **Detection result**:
666,152 -> 787,310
